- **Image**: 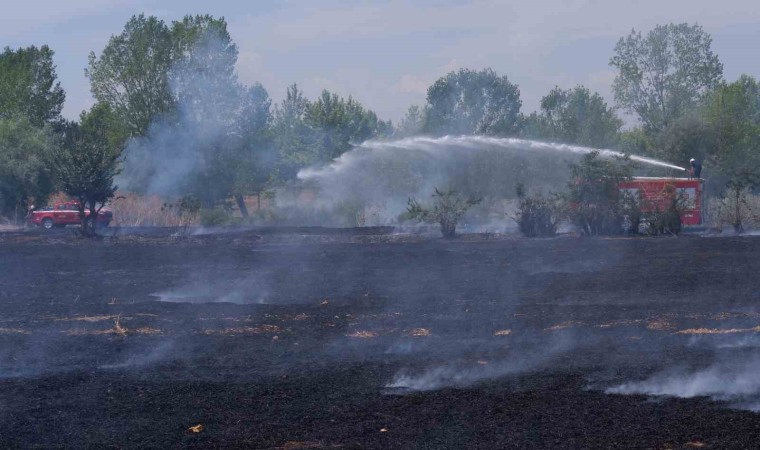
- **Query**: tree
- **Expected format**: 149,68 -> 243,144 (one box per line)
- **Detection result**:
0,45 -> 65,127
396,105 -> 425,137
53,104 -> 125,236
532,86 -> 622,148
702,75 -> 760,231
273,84 -> 317,179
305,90 -> 392,161
0,118 -> 56,221
407,187 -> 481,238
230,83 -> 274,217
423,68 -> 522,136
565,151 -> 634,236
169,15 -> 239,124
610,23 -> 723,134
86,15 -> 174,136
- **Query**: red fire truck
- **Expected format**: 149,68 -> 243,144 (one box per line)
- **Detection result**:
618,177 -> 703,226
27,201 -> 113,229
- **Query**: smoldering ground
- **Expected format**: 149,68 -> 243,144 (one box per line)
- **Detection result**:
6,231 -> 760,446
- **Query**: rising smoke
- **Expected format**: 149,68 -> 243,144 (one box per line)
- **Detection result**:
607,351 -> 760,411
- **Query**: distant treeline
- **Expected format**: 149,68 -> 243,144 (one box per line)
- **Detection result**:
1,17 -> 759,223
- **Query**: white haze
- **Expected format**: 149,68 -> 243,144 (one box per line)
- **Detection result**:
607,352 -> 760,411
295,135 -> 685,226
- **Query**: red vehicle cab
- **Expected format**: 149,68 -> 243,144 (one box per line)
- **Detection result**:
27,201 -> 113,229
618,177 -> 703,226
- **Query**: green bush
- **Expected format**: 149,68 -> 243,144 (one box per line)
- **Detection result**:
199,207 -> 231,227
641,189 -> 684,235
407,187 -> 481,238
514,183 -> 561,237
565,151 -> 634,236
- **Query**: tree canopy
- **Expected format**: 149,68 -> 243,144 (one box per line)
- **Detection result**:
610,23 -> 723,133
86,15 -> 175,136
423,68 -> 522,136
0,117 -> 56,220
52,103 -> 125,234
524,85 -> 622,148
0,45 -> 65,127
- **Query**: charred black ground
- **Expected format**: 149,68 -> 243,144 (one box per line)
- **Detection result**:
1,228 -> 760,448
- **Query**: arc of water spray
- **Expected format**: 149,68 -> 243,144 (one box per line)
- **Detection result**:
297,135 -> 686,181
361,136 -> 686,171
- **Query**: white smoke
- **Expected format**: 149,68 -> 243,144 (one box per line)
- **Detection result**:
607,353 -> 760,411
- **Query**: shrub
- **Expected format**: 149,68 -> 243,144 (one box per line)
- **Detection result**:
199,207 -> 231,227
706,189 -> 760,233
513,183 -> 561,237
641,192 -> 684,235
565,151 -> 634,236
407,187 -> 481,238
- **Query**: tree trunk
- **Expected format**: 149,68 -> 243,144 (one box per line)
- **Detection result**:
235,194 -> 249,219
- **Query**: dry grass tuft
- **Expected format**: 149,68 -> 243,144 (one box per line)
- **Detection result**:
647,319 -> 675,331
410,328 -> 431,337
346,330 -> 378,338
55,314 -> 121,323
545,321 -> 584,331
676,326 -> 760,335
493,329 -> 512,336
64,317 -> 160,336
278,441 -> 323,449
596,319 -> 643,328
200,324 -> 282,336
0,327 -> 29,334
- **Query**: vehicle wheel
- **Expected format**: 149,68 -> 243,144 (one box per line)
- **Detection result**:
42,218 -> 54,230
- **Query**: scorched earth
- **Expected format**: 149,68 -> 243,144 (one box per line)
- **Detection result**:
1,227 -> 760,448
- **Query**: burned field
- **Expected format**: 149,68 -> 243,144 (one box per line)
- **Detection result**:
2,229 -> 760,448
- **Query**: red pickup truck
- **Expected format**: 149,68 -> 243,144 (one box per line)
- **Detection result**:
27,201 -> 113,229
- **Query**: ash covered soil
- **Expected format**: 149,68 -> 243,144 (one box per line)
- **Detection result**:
2,228 -> 760,448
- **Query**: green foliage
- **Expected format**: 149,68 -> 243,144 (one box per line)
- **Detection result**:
273,85 -> 392,179
169,15 -> 239,123
273,84 -> 317,179
514,183 -> 561,237
86,15 -> 175,136
407,187 -> 481,238
423,68 -> 521,136
305,89 -> 392,161
702,75 -> 760,195
230,83 -> 275,218
52,103 -> 125,235
640,187 -> 685,235
396,105 -> 426,137
565,151 -> 634,236
87,14 -> 238,137
610,23 -> 723,133
199,206 -> 231,227
525,86 -> 622,148
0,45 -> 65,127
0,117 -> 56,221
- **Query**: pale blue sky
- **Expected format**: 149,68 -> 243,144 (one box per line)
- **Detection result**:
4,0 -> 760,125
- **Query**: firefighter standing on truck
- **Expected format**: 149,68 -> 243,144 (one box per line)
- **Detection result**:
689,158 -> 702,179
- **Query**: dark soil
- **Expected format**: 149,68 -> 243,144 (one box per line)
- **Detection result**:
1,228 -> 760,448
